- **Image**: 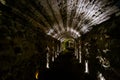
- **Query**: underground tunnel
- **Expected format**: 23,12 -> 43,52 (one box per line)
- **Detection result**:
0,0 -> 120,80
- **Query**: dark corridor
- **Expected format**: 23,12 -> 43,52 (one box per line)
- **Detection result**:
40,48 -> 85,80
0,0 -> 120,80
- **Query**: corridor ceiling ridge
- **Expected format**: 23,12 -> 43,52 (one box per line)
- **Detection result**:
1,0 -> 119,41
43,0 -> 119,40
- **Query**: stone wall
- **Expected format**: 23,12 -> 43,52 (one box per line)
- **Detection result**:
80,15 -> 120,80
0,2 -> 60,80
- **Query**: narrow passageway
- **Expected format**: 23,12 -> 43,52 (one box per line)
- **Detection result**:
0,0 -> 120,80
40,48 -> 91,80
40,49 -> 81,80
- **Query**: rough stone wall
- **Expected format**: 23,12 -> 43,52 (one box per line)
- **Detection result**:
81,15 -> 120,80
0,2 -> 59,80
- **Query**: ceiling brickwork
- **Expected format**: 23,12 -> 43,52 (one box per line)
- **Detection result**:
0,0 -> 119,40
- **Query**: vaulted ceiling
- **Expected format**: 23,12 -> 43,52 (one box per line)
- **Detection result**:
0,0 -> 120,41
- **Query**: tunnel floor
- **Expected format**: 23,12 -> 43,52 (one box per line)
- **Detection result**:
40,50 -> 94,80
